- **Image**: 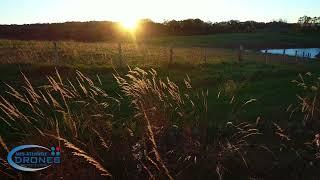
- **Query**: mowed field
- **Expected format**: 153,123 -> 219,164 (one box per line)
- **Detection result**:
1,32 -> 320,179
147,32 -> 320,48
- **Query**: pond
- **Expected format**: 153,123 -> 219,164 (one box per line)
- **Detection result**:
260,48 -> 320,59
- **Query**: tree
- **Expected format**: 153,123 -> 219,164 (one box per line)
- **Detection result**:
297,16 -> 320,31
298,16 -> 312,26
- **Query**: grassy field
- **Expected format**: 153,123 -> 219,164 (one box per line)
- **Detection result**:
147,32 -> 320,49
1,33 -> 315,66
0,61 -> 316,122
0,33 -> 320,179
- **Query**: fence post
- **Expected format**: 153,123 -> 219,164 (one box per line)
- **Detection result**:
238,45 -> 243,62
204,47 -> 207,64
295,50 -> 298,62
53,42 -> 58,63
169,47 -> 173,65
265,49 -> 268,64
118,42 -> 122,67
283,49 -> 286,62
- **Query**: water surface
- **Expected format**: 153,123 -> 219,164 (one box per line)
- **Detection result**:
260,48 -> 320,59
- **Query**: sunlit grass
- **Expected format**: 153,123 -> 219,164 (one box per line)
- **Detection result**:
0,39 -> 304,67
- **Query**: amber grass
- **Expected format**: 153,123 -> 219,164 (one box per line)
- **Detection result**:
0,68 -> 119,177
291,72 -> 320,124
0,39 -> 300,67
47,134 -> 112,177
0,66 -> 314,179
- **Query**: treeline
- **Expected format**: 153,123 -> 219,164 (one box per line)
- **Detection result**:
298,16 -> 320,31
0,21 -> 121,41
163,19 -> 291,35
0,17 -> 318,42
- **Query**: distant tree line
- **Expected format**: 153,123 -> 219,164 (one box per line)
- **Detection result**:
297,16 -> 320,31
163,19 -> 296,34
0,21 -> 121,41
0,16 -> 317,42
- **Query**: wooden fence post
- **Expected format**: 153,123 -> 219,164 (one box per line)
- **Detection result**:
169,47 -> 173,65
265,49 -> 268,64
53,42 -> 58,63
238,45 -> 243,62
204,47 -> 207,64
295,50 -> 298,62
118,42 -> 122,67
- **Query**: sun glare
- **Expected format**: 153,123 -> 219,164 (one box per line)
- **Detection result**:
120,19 -> 138,31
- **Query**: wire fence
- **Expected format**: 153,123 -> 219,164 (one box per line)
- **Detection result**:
0,40 -> 241,65
0,40 -> 306,66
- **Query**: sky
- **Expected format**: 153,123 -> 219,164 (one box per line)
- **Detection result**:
0,0 -> 319,25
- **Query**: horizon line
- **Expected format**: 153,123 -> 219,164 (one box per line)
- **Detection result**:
0,18 -> 298,26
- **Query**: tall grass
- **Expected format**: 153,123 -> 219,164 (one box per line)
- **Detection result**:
0,69 -> 119,178
0,67 -> 319,179
291,72 -> 320,128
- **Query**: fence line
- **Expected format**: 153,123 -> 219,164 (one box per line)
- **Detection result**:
1,41 -> 314,66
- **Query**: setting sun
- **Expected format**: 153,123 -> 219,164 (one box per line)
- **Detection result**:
120,19 -> 138,31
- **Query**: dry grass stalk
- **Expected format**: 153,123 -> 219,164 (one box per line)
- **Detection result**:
47,134 -> 112,177
141,105 -> 174,180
